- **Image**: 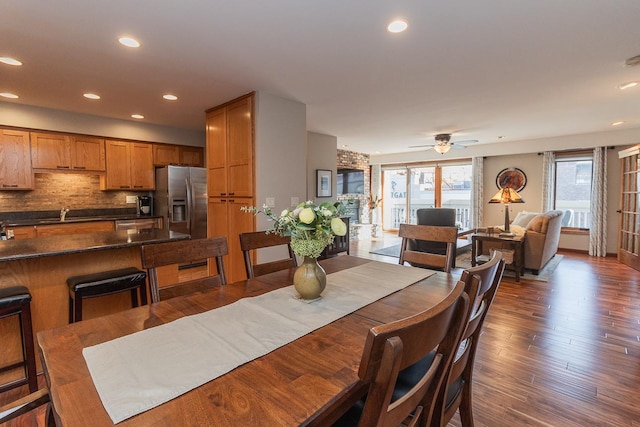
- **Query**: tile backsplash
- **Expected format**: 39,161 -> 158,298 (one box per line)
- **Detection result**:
0,172 -> 149,212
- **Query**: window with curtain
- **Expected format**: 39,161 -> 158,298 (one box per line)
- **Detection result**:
554,152 -> 593,229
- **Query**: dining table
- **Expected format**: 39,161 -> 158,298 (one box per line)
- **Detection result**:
37,255 -> 459,426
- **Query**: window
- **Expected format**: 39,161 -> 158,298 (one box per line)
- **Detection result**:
381,162 -> 472,230
554,154 -> 592,228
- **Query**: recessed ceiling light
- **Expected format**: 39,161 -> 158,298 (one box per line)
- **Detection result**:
118,37 -> 140,48
83,93 -> 100,100
618,81 -> 639,90
163,94 -> 178,101
131,114 -> 144,119
387,20 -> 408,33
0,92 -> 18,99
0,57 -> 22,66
612,121 -> 625,126
497,135 -> 506,139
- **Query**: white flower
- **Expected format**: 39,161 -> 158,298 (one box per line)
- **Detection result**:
331,218 -> 347,236
280,209 -> 289,217
299,208 -> 315,224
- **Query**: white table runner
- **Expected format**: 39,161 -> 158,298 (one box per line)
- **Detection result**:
82,261 -> 435,423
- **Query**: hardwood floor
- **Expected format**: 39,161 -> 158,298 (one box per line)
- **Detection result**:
3,233 -> 640,426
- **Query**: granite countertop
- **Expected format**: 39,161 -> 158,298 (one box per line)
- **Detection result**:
0,229 -> 190,262
1,214 -> 162,227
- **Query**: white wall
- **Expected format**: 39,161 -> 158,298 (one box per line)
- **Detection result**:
307,132 -> 338,203
0,101 -> 204,146
254,91 -> 307,262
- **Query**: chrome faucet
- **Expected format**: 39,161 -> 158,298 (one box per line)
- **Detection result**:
60,207 -> 70,222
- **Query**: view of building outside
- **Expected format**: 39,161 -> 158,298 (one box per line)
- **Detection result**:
382,164 -> 472,230
555,159 -> 592,228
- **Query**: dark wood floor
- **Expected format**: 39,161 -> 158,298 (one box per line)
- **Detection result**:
3,235 -> 640,426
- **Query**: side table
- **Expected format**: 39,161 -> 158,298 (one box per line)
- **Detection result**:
471,232 -> 525,281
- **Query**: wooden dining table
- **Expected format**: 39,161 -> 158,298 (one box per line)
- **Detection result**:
37,255 -> 459,426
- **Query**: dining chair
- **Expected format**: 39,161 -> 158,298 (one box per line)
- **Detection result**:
398,223 -> 458,272
415,208 -> 457,255
140,237 -> 228,302
0,387 -> 55,426
394,250 -> 506,427
239,231 -> 297,278
334,280 -> 470,427
319,217 -> 350,259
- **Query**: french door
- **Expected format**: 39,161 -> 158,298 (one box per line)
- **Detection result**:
618,146 -> 640,270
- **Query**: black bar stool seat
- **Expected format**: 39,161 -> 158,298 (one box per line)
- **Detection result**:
67,267 -> 147,323
0,285 -> 37,393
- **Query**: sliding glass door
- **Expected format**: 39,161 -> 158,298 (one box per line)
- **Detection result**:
381,162 -> 472,230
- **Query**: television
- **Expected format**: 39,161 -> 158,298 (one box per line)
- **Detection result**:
337,168 -> 365,195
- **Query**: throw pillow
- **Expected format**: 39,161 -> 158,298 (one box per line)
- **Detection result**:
512,211 -> 540,227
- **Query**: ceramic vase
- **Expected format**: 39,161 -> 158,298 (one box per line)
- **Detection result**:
293,256 -> 327,300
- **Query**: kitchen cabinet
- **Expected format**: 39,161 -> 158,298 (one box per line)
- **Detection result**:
180,146 -> 204,166
8,221 -> 114,239
102,140 -> 154,190
207,198 -> 254,282
206,93 -> 256,283
0,129 -> 33,190
206,94 -> 254,197
153,144 -> 180,166
71,136 -> 106,171
153,144 -> 204,167
30,132 -> 105,171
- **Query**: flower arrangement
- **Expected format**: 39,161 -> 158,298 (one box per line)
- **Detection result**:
367,194 -> 382,210
242,201 -> 348,258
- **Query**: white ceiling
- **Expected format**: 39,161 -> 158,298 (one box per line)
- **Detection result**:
2,1 -> 640,155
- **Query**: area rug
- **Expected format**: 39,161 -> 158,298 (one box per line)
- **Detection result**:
370,244 -> 563,282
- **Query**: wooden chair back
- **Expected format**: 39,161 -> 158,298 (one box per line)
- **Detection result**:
398,223 -> 458,272
140,237 -> 228,302
443,250 -> 506,426
0,388 -> 55,426
239,231 -> 297,278
319,217 -> 350,259
356,281 -> 470,427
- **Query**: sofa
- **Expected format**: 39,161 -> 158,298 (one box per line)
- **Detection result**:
485,210 -> 563,274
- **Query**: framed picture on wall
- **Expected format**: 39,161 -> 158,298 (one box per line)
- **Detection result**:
316,169 -> 332,197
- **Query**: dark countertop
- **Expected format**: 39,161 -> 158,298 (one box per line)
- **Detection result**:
2,215 -> 163,227
0,229 -> 190,262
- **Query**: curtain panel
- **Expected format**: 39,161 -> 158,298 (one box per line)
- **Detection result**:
471,156 -> 483,228
589,147 -> 607,256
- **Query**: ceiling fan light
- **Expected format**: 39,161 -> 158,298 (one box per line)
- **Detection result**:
433,144 -> 451,154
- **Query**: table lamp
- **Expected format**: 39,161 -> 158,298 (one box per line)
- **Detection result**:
489,187 -> 525,237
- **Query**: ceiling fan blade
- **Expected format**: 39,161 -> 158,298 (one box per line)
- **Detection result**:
408,144 -> 435,149
453,139 -> 479,145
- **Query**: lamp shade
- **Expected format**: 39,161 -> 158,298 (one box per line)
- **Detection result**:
489,187 -> 525,204
433,144 -> 451,154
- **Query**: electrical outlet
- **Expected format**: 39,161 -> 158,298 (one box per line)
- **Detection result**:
126,196 -> 137,204
291,197 -> 299,206
265,197 -> 275,207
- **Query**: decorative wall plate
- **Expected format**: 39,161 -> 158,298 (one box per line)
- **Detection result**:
496,167 -> 527,192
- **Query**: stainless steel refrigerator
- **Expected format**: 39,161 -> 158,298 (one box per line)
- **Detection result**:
155,166 -> 207,239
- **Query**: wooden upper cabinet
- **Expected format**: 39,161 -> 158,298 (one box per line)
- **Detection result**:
31,132 -> 105,171
0,129 -> 34,190
103,140 -> 132,189
30,132 -> 72,170
130,143 -> 154,189
180,146 -> 204,166
153,144 -> 180,166
102,140 -> 154,190
71,136 -> 106,171
206,95 -> 253,197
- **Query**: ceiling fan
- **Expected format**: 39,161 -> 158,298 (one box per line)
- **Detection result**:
409,133 -> 479,154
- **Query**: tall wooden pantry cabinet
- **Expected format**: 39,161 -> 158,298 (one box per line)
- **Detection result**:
206,93 -> 256,282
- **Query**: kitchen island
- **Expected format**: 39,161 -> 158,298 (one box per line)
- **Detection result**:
0,229 -> 189,381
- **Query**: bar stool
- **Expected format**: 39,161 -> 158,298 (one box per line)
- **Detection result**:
67,267 -> 147,323
0,286 -> 38,393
